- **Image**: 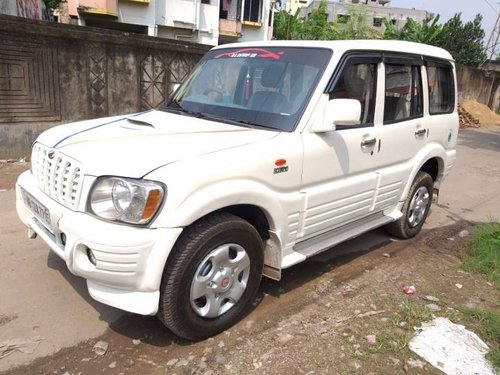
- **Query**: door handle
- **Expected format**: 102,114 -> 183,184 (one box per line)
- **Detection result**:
414,128 -> 426,137
361,138 -> 377,147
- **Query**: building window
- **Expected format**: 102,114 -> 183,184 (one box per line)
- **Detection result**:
243,0 -> 262,23
373,17 -> 382,27
220,0 -> 241,21
384,64 -> 423,123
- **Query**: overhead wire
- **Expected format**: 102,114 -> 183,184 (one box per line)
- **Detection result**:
480,0 -> 499,14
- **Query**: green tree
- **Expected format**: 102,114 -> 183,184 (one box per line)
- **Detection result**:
295,0 -> 338,40
337,5 -> 376,40
273,9 -> 302,40
381,15 -> 442,44
273,1 -> 377,40
435,13 -> 487,67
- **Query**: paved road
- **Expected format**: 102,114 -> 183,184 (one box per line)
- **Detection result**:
0,128 -> 499,372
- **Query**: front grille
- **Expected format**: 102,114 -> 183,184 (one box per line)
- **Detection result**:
31,143 -> 83,210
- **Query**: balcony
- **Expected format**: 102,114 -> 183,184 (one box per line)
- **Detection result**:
219,19 -> 242,37
76,0 -> 118,17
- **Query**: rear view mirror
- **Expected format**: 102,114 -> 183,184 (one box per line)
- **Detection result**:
312,99 -> 361,132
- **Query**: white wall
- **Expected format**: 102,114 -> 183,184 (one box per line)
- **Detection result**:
118,0 -> 157,29
156,0 -> 219,45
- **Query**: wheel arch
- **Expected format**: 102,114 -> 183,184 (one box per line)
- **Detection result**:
224,204 -> 271,241
419,157 -> 444,183
399,147 -> 447,202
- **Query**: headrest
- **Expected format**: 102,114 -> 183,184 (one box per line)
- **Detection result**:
261,63 -> 286,88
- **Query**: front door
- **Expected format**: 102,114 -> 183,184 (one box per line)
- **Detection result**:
299,56 -> 382,241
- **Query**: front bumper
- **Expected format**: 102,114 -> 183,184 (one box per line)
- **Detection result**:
16,170 -> 182,315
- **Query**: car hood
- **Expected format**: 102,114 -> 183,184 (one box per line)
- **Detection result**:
36,110 -> 278,177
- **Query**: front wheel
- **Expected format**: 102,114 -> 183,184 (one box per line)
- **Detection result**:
158,212 -> 264,340
386,171 -> 433,239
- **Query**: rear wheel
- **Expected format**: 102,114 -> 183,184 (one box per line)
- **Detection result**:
158,212 -> 264,340
386,171 -> 433,239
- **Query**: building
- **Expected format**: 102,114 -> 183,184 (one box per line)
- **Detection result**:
300,0 -> 431,31
63,0 -> 274,45
0,0 -> 49,20
283,0 -> 311,16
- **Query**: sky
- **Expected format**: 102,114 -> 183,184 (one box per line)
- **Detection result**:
390,0 -> 499,47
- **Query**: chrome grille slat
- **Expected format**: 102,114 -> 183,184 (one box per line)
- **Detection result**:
31,143 -> 83,210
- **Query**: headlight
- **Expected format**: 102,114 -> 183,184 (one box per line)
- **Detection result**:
89,177 -> 165,225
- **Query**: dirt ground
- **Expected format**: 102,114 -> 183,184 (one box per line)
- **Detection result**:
0,162 -> 29,191
1,220 -> 496,375
1,125 -> 499,375
1,169 -> 498,374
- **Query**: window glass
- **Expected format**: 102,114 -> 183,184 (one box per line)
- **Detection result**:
384,64 -> 423,123
164,47 -> 332,132
243,0 -> 262,23
427,63 -> 454,114
330,62 -> 377,126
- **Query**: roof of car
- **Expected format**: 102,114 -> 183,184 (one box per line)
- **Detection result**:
212,40 -> 454,61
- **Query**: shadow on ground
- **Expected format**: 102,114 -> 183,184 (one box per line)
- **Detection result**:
45,227 -> 394,347
459,128 -> 500,152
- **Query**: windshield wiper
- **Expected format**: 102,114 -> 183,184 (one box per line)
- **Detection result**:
164,100 -> 207,118
163,102 -> 276,130
226,118 -> 275,130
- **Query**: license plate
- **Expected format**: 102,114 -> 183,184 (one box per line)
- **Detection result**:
21,188 -> 52,230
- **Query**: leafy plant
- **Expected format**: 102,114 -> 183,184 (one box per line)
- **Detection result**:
336,5 -> 376,40
273,9 -> 302,40
462,222 -> 500,288
435,13 -> 487,67
460,307 -> 500,371
273,1 -> 376,40
382,15 -> 442,44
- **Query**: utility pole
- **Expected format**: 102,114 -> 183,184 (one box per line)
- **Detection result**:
483,14 -> 500,69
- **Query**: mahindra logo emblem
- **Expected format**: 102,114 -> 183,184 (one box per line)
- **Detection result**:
47,151 -> 55,160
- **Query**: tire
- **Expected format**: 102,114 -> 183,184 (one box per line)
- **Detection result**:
158,212 -> 264,341
386,171 -> 433,239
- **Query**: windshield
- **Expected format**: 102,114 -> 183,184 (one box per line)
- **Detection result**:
163,47 -> 332,132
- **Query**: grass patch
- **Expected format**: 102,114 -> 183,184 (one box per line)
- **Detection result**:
398,298 -> 432,327
366,298 -> 434,355
462,222 -> 500,288
460,308 -> 500,343
460,307 -> 500,372
460,223 -> 500,372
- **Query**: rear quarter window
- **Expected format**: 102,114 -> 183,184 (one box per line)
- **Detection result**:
426,62 -> 455,115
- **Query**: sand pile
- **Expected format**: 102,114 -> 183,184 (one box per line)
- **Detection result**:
461,100 -> 500,129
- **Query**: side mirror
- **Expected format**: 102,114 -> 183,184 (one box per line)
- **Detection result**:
312,98 -> 362,133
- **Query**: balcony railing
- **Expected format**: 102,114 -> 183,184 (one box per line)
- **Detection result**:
76,0 -> 118,17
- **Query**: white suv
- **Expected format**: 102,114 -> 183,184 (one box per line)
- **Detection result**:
16,40 -> 458,340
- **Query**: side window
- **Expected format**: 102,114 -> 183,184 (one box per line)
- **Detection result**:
330,62 -> 377,126
427,62 -> 455,114
384,64 -> 423,124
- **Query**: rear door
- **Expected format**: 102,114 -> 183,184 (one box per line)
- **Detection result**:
371,55 -> 427,213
